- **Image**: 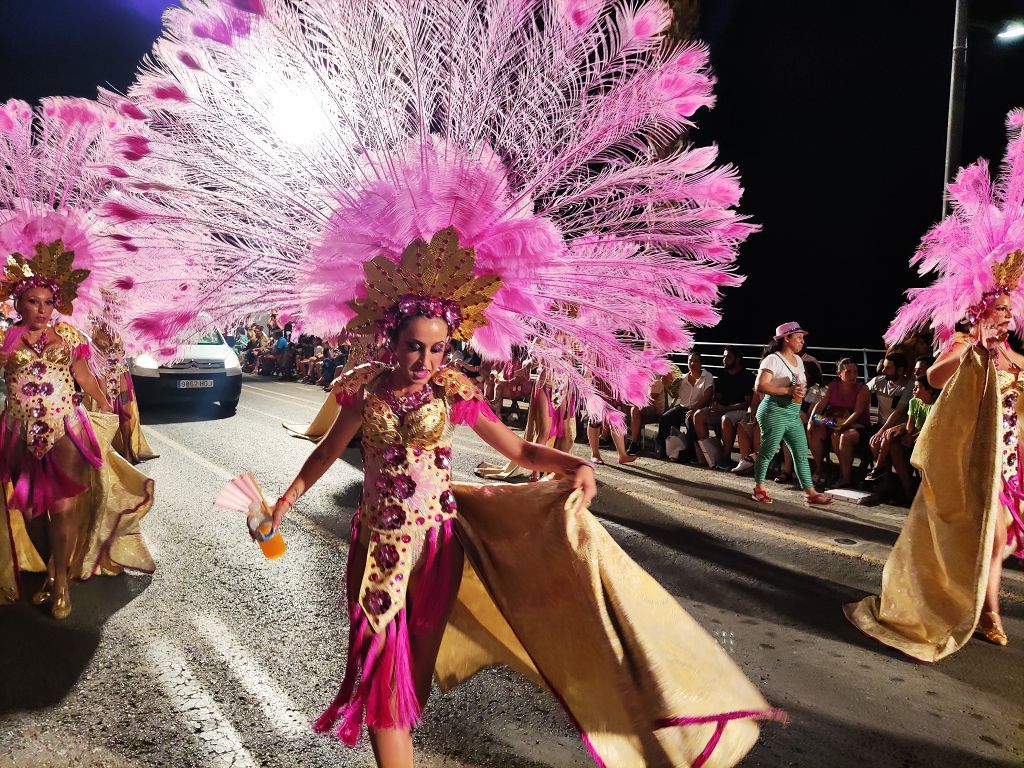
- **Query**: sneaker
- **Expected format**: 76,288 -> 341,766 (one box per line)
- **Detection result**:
731,458 -> 755,473
625,441 -> 641,456
715,459 -> 735,471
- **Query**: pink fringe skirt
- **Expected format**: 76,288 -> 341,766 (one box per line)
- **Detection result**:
0,408 -> 103,518
314,515 -> 458,744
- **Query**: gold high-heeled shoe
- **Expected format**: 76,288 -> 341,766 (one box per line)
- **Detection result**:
32,577 -> 55,606
979,611 -> 1008,646
51,587 -> 72,621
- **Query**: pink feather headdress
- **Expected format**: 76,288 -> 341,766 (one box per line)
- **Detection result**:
0,97 -> 141,338
887,109 -> 1024,351
104,0 -> 757,419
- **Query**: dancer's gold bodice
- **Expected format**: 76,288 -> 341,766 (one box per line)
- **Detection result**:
1,323 -> 89,459
336,363 -> 482,631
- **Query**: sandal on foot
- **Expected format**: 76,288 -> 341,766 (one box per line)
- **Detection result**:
751,487 -> 773,504
806,491 -> 834,506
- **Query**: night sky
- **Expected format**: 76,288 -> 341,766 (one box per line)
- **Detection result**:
1,1 -> 1022,348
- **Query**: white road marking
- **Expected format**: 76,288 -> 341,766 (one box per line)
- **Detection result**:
145,638 -> 259,768
193,614 -> 309,737
241,385 -> 323,409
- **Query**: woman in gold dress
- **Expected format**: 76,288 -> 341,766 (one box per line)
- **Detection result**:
268,231 -> 782,768
0,245 -> 154,619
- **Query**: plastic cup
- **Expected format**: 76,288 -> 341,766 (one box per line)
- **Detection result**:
792,378 -> 804,405
247,515 -> 286,560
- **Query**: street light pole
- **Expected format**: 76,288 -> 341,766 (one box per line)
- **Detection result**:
942,0 -> 969,217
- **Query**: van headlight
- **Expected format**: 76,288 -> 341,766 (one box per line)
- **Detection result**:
131,354 -> 161,376
224,350 -> 242,372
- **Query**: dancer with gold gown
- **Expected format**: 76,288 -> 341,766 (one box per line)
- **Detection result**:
0,97 -> 155,618
89,312 -> 158,463
846,114 -> 1024,660
106,0 -> 775,762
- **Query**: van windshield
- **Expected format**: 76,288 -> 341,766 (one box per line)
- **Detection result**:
193,329 -> 225,346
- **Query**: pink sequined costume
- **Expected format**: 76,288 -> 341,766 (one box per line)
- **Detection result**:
314,363 -> 492,737
0,322 -> 102,517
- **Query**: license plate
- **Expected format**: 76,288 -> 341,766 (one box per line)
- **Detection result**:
177,379 -> 214,389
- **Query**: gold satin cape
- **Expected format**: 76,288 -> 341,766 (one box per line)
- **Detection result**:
283,390 -> 340,442
440,481 -> 771,768
844,348 -> 1001,662
0,411 -> 155,604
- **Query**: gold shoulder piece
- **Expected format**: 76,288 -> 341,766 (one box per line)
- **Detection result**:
54,321 -> 88,348
432,367 -> 481,402
336,362 -> 391,399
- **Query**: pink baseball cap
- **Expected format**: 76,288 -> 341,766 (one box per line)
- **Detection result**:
774,321 -> 808,339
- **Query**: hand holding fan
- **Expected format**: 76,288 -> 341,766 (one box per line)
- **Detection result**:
214,472 -> 286,559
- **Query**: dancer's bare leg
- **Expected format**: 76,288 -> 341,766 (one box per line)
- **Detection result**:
586,423 -> 603,463
611,426 -> 634,464
363,533 -> 464,768
984,515 -> 1007,616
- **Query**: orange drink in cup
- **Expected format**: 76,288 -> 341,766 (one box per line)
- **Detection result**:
248,515 -> 286,559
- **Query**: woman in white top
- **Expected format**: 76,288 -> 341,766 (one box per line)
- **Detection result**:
752,323 -> 833,505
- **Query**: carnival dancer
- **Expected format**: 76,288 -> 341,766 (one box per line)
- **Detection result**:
104,0 -> 782,763
475,359 -> 577,481
272,232 -> 783,767
845,110 -> 1024,660
0,97 -> 155,617
89,296 -> 158,464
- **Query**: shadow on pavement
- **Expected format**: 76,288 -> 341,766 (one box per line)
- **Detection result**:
0,572 -> 151,715
750,702 -> 1021,768
137,402 -> 235,425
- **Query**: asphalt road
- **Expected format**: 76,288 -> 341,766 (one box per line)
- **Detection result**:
1,375 -> 1021,768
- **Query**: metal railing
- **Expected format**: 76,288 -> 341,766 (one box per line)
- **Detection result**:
672,341 -> 889,384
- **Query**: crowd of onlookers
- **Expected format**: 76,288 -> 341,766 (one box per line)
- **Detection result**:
230,311 -> 934,505
629,345 -> 938,505
224,312 -> 351,389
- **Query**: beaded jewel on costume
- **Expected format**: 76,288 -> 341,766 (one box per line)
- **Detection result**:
2,323 -> 88,459
354,368 -> 471,632
996,367 -> 1023,486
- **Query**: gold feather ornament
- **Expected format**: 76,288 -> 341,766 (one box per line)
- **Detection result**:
346,226 -> 501,342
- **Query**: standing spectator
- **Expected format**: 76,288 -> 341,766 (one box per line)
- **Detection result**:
751,322 -> 832,505
807,358 -> 871,488
865,352 -> 913,482
267,310 -> 281,334
692,347 -> 754,468
888,375 -> 940,502
654,352 -> 713,460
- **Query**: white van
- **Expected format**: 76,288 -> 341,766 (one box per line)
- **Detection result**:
130,327 -> 242,415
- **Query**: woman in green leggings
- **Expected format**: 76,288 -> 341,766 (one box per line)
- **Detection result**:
752,322 -> 833,505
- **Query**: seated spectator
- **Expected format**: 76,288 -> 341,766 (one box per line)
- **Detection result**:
626,365 -> 680,456
655,351 -> 714,460
297,342 -> 325,382
257,329 -> 289,375
692,347 -> 754,468
456,347 -> 483,382
889,375 -> 940,502
912,355 -> 934,380
865,352 -> 912,482
807,358 -> 870,488
319,341 -> 350,387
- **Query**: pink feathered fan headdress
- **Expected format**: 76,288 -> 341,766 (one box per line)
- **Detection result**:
887,109 -> 1024,350
105,0 -> 757,421
0,97 -> 136,333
